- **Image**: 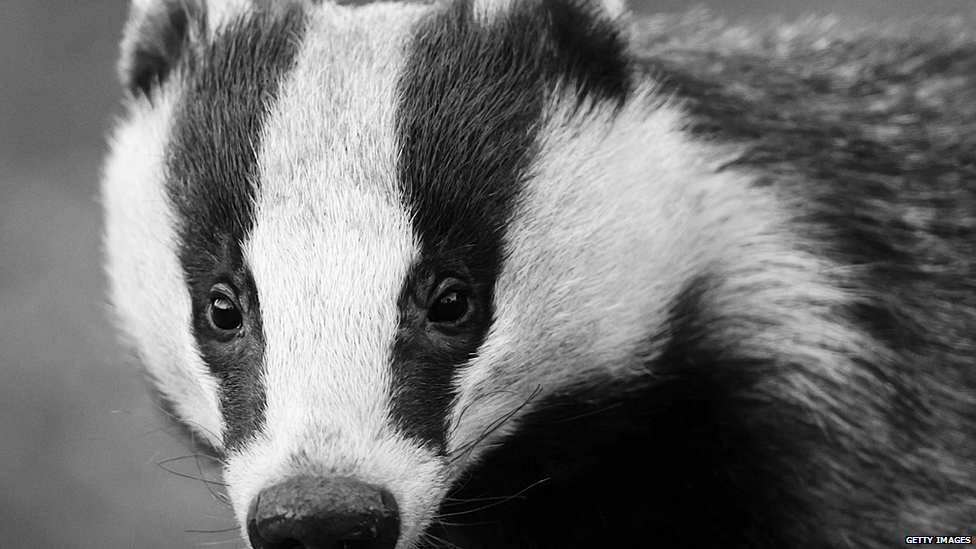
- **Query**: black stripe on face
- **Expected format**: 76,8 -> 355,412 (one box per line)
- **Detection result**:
390,0 -> 631,451
166,5 -> 307,452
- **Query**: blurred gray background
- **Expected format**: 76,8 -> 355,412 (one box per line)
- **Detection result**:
2,0 -> 974,547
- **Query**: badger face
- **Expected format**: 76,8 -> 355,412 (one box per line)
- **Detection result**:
108,0 -> 973,547
104,1 -> 662,544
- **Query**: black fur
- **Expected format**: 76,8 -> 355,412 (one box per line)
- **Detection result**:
390,0 -> 631,451
165,4 -> 308,452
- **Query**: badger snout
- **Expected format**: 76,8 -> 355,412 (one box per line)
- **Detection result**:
246,476 -> 401,549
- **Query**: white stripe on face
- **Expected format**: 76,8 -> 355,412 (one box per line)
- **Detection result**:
103,82 -> 225,450
225,3 -> 450,545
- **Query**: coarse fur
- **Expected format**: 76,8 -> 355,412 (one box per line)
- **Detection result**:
101,0 -> 976,547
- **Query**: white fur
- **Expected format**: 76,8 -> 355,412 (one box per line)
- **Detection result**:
205,0 -> 253,34
102,85 -> 224,448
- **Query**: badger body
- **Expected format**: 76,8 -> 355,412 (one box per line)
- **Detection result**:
102,0 -> 976,547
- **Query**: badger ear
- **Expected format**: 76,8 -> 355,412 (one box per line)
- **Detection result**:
118,0 -> 207,100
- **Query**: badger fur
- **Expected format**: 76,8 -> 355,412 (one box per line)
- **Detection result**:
101,0 -> 976,547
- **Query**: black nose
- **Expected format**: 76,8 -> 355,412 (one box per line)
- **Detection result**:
246,476 -> 400,549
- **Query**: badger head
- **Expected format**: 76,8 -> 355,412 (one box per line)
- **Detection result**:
103,0 -> 847,547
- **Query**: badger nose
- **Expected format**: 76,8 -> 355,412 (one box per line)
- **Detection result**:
246,476 -> 400,549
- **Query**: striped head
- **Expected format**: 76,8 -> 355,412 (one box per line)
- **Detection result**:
102,0 -> 822,546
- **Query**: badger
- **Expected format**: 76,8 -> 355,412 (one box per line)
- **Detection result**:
101,0 -> 976,546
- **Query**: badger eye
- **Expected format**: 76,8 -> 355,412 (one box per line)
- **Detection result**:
208,288 -> 243,332
428,290 -> 469,324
